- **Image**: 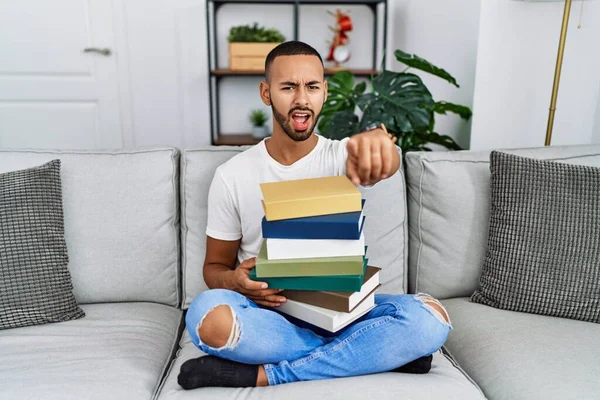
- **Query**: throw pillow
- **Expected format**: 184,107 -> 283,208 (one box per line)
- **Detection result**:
471,151 -> 600,323
0,159 -> 85,330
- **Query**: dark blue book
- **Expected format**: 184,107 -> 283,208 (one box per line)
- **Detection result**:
262,199 -> 366,240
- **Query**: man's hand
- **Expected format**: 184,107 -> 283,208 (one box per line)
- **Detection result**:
227,257 -> 287,308
346,124 -> 400,187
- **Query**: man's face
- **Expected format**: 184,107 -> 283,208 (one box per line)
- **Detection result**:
261,55 -> 327,142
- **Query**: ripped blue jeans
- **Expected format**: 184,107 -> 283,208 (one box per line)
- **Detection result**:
185,289 -> 452,386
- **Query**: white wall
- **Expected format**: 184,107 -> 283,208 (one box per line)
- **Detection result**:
593,85 -> 600,143
389,0 -> 482,149
469,0 -> 600,150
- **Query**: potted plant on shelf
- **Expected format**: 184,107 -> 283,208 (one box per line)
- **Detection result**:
250,108 -> 269,139
318,49 -> 473,153
228,23 -> 285,71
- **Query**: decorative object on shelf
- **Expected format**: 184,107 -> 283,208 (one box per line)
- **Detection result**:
318,49 -> 472,154
326,9 -> 353,69
227,23 -> 285,71
250,108 -> 270,139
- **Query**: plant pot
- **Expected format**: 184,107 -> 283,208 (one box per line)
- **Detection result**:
252,125 -> 269,139
229,42 -> 282,71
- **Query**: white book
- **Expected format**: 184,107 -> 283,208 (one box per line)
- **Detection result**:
276,292 -> 376,333
266,232 -> 365,260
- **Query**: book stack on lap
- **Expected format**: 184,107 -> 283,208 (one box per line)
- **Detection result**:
251,175 -> 382,333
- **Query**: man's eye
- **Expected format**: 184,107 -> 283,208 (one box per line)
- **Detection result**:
282,87 -> 293,90
309,86 -> 319,90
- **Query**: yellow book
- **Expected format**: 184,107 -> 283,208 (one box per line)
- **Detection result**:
259,175 -> 362,221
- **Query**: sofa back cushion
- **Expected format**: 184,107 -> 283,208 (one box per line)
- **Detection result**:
181,146 -> 408,309
0,148 -> 180,306
404,144 -> 600,300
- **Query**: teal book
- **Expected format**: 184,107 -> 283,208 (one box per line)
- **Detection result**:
249,258 -> 368,291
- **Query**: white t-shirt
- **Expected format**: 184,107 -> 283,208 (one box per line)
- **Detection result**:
206,134 -> 351,264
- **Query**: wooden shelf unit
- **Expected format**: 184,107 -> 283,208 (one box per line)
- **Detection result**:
213,134 -> 263,146
206,0 -> 389,146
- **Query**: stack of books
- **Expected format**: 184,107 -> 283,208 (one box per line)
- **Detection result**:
250,175 -> 381,333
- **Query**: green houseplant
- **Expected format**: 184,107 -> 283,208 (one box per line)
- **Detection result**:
318,50 -> 472,153
227,23 -> 285,43
250,108 -> 269,139
227,23 -> 285,71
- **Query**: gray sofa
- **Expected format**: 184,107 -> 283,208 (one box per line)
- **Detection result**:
1,143 -> 598,400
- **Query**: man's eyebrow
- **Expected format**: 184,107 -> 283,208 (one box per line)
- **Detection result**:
278,80 -> 322,86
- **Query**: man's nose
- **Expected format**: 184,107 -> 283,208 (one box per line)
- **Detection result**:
294,86 -> 309,106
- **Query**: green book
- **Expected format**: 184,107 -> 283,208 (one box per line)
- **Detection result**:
249,258 -> 368,291
255,241 -> 365,278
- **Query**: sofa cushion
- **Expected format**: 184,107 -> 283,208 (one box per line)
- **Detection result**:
404,144 -> 600,299
0,302 -> 182,400
181,144 -> 408,309
442,297 -> 600,400
154,330 -> 485,400
0,148 -> 180,306
471,151 -> 600,323
1,159 -> 84,329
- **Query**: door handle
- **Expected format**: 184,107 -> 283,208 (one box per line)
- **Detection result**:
83,47 -> 111,56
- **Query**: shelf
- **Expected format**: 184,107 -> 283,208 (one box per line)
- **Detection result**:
212,68 -> 380,77
214,134 -> 264,146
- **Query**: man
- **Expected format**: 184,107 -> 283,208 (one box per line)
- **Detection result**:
178,41 -> 451,389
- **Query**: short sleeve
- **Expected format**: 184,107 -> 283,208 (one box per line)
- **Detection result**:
205,169 -> 242,241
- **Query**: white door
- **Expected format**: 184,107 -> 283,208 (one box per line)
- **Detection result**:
0,0 -> 123,150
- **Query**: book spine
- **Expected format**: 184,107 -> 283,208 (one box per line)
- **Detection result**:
256,259 -> 364,278
255,276 -> 364,292
264,194 -> 361,221
262,220 -> 358,240
281,290 -> 350,312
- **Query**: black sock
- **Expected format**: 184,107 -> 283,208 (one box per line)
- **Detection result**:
390,354 -> 433,374
178,355 -> 259,389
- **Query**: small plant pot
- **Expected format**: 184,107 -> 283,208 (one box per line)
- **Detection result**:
252,125 -> 269,139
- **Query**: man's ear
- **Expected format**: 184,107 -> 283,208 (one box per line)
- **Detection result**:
259,81 -> 271,106
323,80 -> 328,103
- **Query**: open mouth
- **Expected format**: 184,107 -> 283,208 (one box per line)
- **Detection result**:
291,111 -> 311,131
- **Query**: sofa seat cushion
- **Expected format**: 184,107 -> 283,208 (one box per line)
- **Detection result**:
0,302 -> 183,400
442,297 -> 600,400
155,331 -> 485,400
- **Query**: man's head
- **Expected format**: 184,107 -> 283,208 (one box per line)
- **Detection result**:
260,41 -> 327,142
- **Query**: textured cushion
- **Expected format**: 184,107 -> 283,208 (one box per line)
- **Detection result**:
0,160 -> 84,330
155,331 -> 485,400
442,297 -> 600,400
181,146 -> 408,308
471,151 -> 600,323
404,144 -> 600,299
0,302 -> 182,400
0,148 -> 180,306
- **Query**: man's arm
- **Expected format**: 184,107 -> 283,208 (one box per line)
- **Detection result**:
203,236 -> 287,307
202,236 -> 240,290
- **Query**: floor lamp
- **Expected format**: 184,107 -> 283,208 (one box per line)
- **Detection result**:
545,0 -> 574,146
544,0 -> 590,146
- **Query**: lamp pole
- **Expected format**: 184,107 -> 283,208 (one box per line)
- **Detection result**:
545,0 -> 573,146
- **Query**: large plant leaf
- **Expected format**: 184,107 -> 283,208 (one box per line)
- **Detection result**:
368,71 -> 434,133
395,50 -> 459,88
434,101 -> 472,120
321,110 -> 360,140
318,71 -> 364,133
417,131 -> 462,150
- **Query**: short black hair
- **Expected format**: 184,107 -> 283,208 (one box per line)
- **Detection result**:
265,40 -> 324,81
